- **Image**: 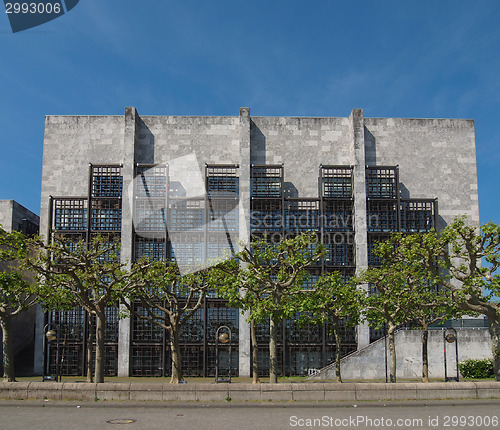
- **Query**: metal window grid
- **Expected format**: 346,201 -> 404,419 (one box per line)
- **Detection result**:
286,314 -> 322,343
400,199 -> 436,232
131,345 -> 163,376
131,302 -> 164,342
135,164 -> 168,198
178,308 -> 205,342
324,233 -> 354,266
91,166 -> 123,198
91,199 -> 122,231
134,199 -> 166,232
134,236 -> 166,261
251,165 -> 283,198
206,165 -> 239,197
207,233 -> 237,260
366,167 -> 397,199
207,199 -> 239,231
285,199 -> 320,231
251,199 -> 282,232
367,200 -> 398,232
169,199 -> 205,231
320,166 -> 353,199
53,198 -> 88,231
322,200 -> 353,232
169,234 -> 204,267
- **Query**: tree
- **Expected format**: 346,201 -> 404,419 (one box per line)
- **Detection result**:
123,260 -> 227,383
26,235 -> 151,383
214,259 -> 262,383
360,259 -> 413,383
295,272 -> 363,382
217,232 -> 324,383
440,217 -> 500,381
373,232 -> 465,382
0,227 -> 37,382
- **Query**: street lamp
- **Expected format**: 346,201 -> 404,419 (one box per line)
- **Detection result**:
215,326 -> 232,383
42,323 -> 60,382
443,327 -> 459,382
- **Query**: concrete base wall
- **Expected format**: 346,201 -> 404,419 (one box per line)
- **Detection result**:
0,381 -> 498,402
312,328 -> 492,381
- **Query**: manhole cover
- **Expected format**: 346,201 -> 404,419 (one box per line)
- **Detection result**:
106,419 -> 137,425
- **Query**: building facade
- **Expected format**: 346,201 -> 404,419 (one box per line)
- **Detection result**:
35,107 -> 479,378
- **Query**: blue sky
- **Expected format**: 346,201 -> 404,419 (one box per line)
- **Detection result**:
0,1 -> 499,225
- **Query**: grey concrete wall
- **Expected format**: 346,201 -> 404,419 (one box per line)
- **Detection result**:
313,328 -> 492,380
136,115 -> 240,168
0,200 -> 14,231
117,107 -> 138,377
0,200 -> 39,232
40,115 -> 125,239
250,116 -> 353,197
350,110 -> 370,349
1,381 -> 499,402
364,118 -> 479,228
238,108 -> 251,377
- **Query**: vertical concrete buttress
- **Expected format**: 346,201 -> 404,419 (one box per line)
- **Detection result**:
350,109 -> 370,350
238,107 -> 251,377
117,107 -> 137,376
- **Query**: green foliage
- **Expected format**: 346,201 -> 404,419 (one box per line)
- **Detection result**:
216,232 -> 324,383
27,235 -> 132,312
459,359 -> 494,379
124,258 -> 230,329
440,216 -> 500,310
0,226 -> 36,317
217,232 -> 325,322
439,217 -> 500,381
361,231 -> 464,329
295,271 -> 363,330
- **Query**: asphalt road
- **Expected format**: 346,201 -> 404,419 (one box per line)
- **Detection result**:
0,399 -> 499,430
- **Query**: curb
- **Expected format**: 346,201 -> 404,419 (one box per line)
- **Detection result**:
0,382 -> 498,402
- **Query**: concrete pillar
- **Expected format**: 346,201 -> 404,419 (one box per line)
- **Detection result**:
238,107 -> 251,377
350,109 -> 370,350
117,106 -> 137,377
34,194 -> 53,374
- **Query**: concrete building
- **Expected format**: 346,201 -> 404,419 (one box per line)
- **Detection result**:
0,200 -> 39,375
0,200 -> 39,236
35,107 -> 479,378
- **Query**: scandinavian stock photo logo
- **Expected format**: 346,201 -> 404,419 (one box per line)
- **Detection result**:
3,0 -> 79,33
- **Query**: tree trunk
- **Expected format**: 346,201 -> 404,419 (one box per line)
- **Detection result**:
86,315 -> 94,383
1,316 -> 16,382
332,320 -> 342,383
421,322 -> 429,383
94,310 -> 106,384
269,316 -> 278,384
388,322 -> 397,383
169,325 -> 183,384
488,315 -> 500,382
251,319 -> 260,384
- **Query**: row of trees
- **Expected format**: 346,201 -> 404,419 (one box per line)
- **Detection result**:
0,216 -> 499,383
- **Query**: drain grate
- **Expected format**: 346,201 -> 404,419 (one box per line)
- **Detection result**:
106,419 -> 137,425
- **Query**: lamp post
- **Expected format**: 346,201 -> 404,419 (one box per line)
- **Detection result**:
215,325 -> 232,383
42,323 -> 60,382
444,327 -> 459,382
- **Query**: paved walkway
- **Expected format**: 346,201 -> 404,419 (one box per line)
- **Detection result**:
0,399 -> 499,430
